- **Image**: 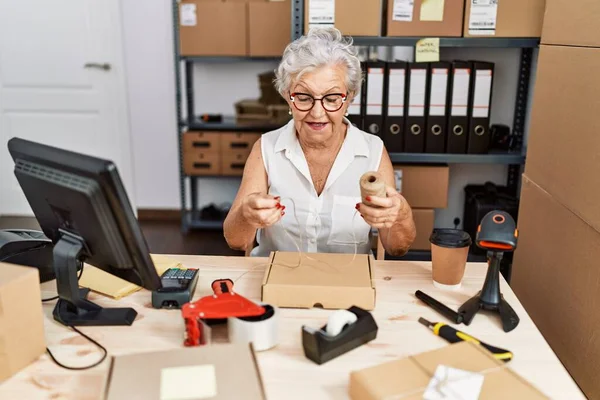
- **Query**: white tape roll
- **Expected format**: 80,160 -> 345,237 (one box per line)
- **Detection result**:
228,304 -> 279,352
325,309 -> 358,337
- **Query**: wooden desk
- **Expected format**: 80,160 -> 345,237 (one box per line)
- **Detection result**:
0,256 -> 584,400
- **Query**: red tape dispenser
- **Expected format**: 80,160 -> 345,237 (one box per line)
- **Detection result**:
181,279 -> 267,346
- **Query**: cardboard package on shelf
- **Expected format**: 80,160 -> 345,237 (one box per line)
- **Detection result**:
249,0 -> 291,56
304,0 -> 383,36
386,0 -> 464,37
179,0 -> 248,56
463,0 -> 545,38
394,165 -> 449,209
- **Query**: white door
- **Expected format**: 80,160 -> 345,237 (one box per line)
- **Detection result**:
0,0 -> 135,216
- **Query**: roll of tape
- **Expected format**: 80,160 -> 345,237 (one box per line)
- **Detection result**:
325,309 -> 358,337
228,304 -> 279,352
360,171 -> 386,206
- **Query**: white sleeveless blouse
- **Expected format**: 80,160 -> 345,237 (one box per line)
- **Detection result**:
250,118 -> 384,257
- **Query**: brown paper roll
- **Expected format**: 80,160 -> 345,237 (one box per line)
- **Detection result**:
360,171 -> 386,206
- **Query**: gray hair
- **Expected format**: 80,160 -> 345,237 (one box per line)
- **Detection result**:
274,27 -> 362,98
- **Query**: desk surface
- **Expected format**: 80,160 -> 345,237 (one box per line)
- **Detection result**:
0,255 -> 584,400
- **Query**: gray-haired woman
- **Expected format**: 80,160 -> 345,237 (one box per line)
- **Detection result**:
224,27 -> 416,257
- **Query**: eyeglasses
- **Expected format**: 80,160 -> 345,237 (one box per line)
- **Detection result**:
289,92 -> 347,112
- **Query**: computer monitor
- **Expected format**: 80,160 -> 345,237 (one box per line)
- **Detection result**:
7,138 -> 162,327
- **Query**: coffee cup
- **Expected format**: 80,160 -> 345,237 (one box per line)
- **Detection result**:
429,229 -> 472,290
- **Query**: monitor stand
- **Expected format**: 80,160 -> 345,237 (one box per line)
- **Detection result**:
52,232 -> 137,326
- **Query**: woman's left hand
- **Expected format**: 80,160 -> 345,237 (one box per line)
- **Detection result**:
356,186 -> 408,229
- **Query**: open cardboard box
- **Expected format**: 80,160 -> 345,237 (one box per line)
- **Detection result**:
261,251 -> 375,310
104,343 -> 265,400
349,341 -> 548,399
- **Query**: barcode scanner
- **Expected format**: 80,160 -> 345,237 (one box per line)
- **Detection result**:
458,211 -> 520,332
476,211 -> 518,252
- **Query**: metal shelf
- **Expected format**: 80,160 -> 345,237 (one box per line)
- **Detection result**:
349,37 -> 540,48
180,55 -> 280,63
182,116 -> 283,132
389,152 -> 525,165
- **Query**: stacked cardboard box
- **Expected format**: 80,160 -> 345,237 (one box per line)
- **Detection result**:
511,3 -> 600,398
183,131 -> 261,176
179,0 -> 291,57
394,165 -> 449,251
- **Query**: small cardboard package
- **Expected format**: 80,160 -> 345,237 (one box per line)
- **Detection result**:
349,341 -> 549,399
261,252 -> 375,310
104,343 -> 266,400
0,263 -> 46,382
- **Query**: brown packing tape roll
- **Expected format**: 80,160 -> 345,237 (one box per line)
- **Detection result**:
360,171 -> 386,207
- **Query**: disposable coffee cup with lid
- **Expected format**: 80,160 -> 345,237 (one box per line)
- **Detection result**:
429,229 -> 472,290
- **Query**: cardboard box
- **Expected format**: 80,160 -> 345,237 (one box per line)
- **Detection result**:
463,0 -> 545,38
220,132 -> 261,153
524,45 -> 600,233
542,0 -> 600,47
222,152 -> 250,176
349,341 -> 548,399
249,0 -> 291,56
183,131 -> 221,153
304,0 -> 382,37
183,149 -> 221,175
394,165 -> 449,209
261,252 -> 376,310
0,263 -> 46,382
512,176 -> 600,400
179,0 -> 248,56
386,0 -> 464,37
104,343 -> 266,400
411,209 -> 435,251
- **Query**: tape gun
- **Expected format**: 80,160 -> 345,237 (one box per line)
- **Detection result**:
302,306 -> 378,365
181,279 -> 278,351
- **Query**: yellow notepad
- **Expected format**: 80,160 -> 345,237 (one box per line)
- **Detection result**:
78,254 -> 184,300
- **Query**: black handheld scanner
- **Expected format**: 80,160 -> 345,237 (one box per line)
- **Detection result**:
476,211 -> 518,252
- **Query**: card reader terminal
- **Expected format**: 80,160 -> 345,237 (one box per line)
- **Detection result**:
152,268 -> 199,309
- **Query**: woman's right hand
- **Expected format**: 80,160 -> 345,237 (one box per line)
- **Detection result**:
241,193 -> 285,228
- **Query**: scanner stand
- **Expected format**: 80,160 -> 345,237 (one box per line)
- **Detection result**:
458,251 -> 519,333
53,231 -> 137,327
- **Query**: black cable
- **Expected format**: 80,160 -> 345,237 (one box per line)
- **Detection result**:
41,261 -> 84,302
43,263 -> 108,370
46,326 -> 108,370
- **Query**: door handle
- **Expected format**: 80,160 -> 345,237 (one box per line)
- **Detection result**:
84,63 -> 111,71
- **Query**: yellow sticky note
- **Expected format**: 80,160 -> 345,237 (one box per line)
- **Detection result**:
415,38 -> 440,63
78,254 -> 184,299
160,365 -> 217,400
420,0 -> 445,21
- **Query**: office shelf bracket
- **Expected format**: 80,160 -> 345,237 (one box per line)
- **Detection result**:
507,47 -> 533,196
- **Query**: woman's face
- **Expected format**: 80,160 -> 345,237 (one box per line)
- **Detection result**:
287,64 -> 352,147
